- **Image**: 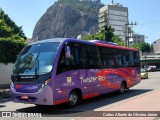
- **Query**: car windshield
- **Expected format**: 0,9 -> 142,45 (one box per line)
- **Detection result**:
141,68 -> 146,72
13,42 -> 60,75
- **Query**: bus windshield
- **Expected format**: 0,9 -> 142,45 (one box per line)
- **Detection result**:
13,42 -> 60,76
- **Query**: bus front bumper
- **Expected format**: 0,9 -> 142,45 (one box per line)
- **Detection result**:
11,85 -> 53,105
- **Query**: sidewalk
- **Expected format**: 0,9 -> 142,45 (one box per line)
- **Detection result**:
74,90 -> 160,120
0,88 -> 10,101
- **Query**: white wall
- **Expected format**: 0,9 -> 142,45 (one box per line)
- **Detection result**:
0,63 -> 14,85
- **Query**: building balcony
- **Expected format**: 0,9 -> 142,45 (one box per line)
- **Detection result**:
98,12 -> 107,17
99,22 -> 107,28
98,17 -> 107,23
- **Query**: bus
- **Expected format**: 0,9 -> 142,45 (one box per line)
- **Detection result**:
10,38 -> 141,106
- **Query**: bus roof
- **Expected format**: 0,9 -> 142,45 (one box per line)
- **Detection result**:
30,38 -> 139,51
96,42 -> 139,51
30,38 -> 67,45
30,38 -> 96,46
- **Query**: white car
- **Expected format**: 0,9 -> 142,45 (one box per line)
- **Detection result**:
147,66 -> 156,72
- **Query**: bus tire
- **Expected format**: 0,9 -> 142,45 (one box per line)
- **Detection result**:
68,91 -> 79,107
119,82 -> 126,94
35,104 -> 47,108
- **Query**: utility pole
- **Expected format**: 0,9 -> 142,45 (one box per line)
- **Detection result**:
124,22 -> 137,47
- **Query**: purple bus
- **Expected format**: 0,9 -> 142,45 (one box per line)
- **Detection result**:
11,38 -> 141,106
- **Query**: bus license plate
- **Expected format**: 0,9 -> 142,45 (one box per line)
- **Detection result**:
21,95 -> 29,100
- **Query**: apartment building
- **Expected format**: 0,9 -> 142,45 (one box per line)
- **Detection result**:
99,3 -> 128,40
153,39 -> 160,54
129,33 -> 145,45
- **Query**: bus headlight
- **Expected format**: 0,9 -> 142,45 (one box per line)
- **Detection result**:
40,79 -> 51,89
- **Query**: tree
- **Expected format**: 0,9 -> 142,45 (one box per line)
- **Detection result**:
82,32 -> 104,41
150,44 -> 154,52
0,9 -> 28,64
112,34 -> 124,46
130,42 -> 151,54
141,42 -> 151,52
82,24 -> 115,42
100,24 -> 114,42
82,24 -> 124,45
82,25 -> 115,42
0,19 -> 12,37
0,38 -> 27,64
0,9 -> 26,39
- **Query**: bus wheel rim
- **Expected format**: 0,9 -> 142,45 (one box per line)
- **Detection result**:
69,93 -> 78,105
120,84 -> 125,93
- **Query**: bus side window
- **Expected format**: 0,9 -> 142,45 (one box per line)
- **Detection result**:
87,45 -> 101,69
124,51 -> 129,67
78,44 -> 92,69
57,43 -> 81,74
66,46 -> 80,69
57,47 -> 66,74
133,51 -> 140,67
129,51 -> 134,67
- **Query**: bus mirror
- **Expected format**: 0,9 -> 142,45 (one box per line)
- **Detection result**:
65,46 -> 71,59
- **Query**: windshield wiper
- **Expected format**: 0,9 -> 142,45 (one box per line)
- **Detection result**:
34,53 -> 40,78
16,61 -> 31,79
35,59 -> 39,78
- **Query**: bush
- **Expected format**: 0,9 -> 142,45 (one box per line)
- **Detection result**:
0,9 -> 28,64
0,38 -> 27,64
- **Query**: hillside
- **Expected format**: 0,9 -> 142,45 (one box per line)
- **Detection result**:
32,0 -> 104,40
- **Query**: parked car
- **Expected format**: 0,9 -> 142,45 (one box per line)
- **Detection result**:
141,68 -> 148,79
156,67 -> 160,71
147,66 -> 156,72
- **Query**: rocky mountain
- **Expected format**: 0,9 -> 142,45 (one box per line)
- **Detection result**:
32,0 -> 104,40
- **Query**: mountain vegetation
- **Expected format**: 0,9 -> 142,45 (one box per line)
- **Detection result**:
0,9 -> 27,64
56,0 -> 103,16
32,0 -> 104,40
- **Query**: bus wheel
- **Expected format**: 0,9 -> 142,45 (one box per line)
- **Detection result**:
68,91 -> 79,107
35,104 -> 47,108
119,82 -> 125,94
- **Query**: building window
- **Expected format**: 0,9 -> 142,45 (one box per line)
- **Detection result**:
109,10 -> 128,16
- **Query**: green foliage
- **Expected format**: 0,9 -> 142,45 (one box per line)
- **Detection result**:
82,24 -> 124,46
100,25 -> 114,42
150,44 -> 154,52
0,9 -> 26,39
82,32 -> 104,41
56,0 -> 104,16
130,42 -> 151,52
0,9 -> 28,64
112,35 -> 124,46
0,19 -> 12,37
0,38 -> 27,64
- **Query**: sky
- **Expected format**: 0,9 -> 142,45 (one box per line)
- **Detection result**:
0,0 -> 160,44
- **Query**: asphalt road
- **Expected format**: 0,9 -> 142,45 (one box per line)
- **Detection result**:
0,72 -> 160,120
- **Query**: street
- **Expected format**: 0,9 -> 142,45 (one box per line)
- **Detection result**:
0,72 -> 160,120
